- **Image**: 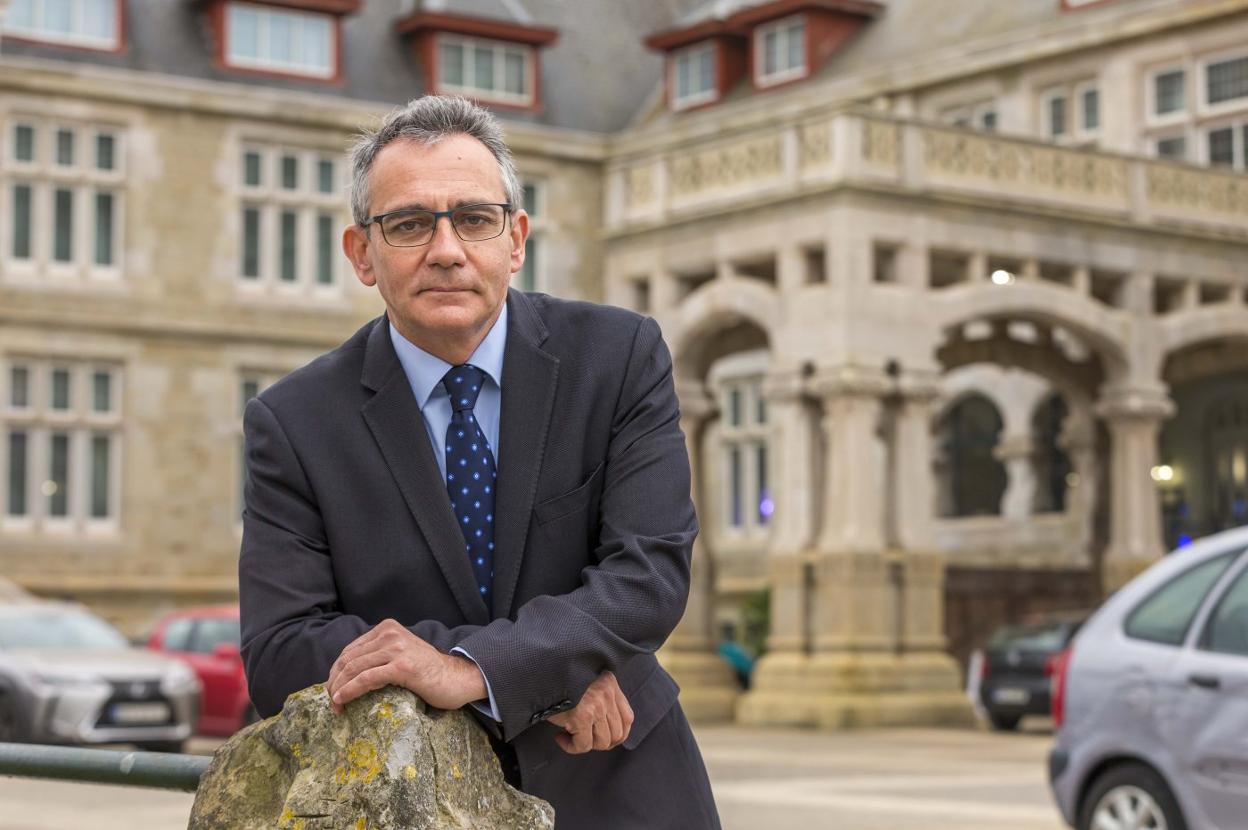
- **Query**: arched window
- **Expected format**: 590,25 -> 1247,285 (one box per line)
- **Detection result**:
1032,394 -> 1071,514
936,394 -> 1007,517
1207,395 -> 1248,534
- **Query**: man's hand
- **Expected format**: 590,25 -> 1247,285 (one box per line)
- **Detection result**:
548,670 -> 634,754
325,619 -> 486,714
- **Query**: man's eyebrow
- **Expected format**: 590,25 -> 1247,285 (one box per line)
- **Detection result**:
380,197 -> 505,214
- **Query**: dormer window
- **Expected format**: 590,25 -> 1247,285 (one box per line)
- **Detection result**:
754,15 -> 806,87
672,43 -> 718,110
5,0 -> 121,51
437,35 -> 533,105
224,2 -> 336,79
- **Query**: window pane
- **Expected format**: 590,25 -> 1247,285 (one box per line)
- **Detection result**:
440,41 -> 464,86
300,17 -> 331,71
1048,96 -> 1066,137
281,155 -> 298,190
95,133 -> 115,171
757,444 -> 770,525
92,372 -> 111,413
8,0 -> 33,29
280,210 -> 297,282
44,0 -> 72,35
7,431 -> 27,517
519,236 -> 538,292
10,367 -> 30,409
1155,70 -> 1185,115
241,379 -> 260,417
268,11 -> 294,64
12,184 -> 32,260
473,45 -> 495,91
1207,56 -> 1248,106
54,188 -> 74,263
504,50 -> 526,96
317,159 -> 333,194
1082,88 -> 1099,131
729,447 -> 743,527
90,434 -> 110,519
49,433 -> 69,517
316,213 -> 334,285
56,129 -> 74,166
786,22 -> 804,71
982,110 -> 998,130
763,30 -> 778,76
676,53 -> 691,99
1125,552 -> 1237,645
161,618 -> 194,651
1157,136 -> 1187,160
14,124 -> 35,163
1201,564 -> 1248,656
730,388 -> 742,427
94,191 -> 114,266
229,5 -> 260,59
522,184 -> 538,215
1209,127 -> 1235,167
82,0 -> 115,40
51,369 -> 71,410
242,207 -> 261,278
243,151 -> 262,187
756,389 -> 767,424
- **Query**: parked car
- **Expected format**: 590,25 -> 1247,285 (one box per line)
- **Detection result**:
1050,525 -> 1248,830
978,612 -> 1086,731
0,601 -> 200,752
147,604 -> 255,737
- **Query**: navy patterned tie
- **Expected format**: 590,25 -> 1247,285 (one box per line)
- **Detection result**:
442,365 -> 496,604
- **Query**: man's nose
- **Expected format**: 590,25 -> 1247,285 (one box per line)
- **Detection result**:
424,215 -> 467,267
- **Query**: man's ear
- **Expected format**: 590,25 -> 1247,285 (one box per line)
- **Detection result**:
343,224 -> 377,287
509,210 -> 530,276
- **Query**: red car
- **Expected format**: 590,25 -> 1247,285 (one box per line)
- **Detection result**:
146,604 -> 256,737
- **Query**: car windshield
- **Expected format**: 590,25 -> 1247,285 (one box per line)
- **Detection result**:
0,610 -> 129,650
988,622 -> 1070,652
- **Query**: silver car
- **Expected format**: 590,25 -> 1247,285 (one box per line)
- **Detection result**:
1050,526 -> 1248,830
0,601 -> 201,752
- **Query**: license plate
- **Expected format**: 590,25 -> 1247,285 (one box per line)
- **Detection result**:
993,687 -> 1030,705
110,702 -> 170,724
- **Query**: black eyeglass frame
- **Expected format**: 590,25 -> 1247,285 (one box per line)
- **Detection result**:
363,202 -> 514,247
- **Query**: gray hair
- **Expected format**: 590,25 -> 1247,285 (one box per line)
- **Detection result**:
348,95 -> 522,227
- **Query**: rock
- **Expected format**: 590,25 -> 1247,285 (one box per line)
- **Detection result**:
188,685 -> 554,830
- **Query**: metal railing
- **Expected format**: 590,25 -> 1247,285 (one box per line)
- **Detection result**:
0,742 -> 210,791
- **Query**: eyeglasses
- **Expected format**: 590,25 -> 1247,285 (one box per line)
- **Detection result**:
364,203 -> 512,247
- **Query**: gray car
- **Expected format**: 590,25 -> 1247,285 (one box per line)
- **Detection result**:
0,601 -> 201,752
1050,525 -> 1248,830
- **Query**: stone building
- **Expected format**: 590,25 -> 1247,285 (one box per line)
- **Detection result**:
2,0 -> 1247,727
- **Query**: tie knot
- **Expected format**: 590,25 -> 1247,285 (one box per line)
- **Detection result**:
442,365 -> 487,413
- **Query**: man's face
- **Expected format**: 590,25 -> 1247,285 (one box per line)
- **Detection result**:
344,134 -> 527,353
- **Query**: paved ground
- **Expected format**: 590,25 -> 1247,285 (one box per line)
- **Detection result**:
0,721 -> 1066,829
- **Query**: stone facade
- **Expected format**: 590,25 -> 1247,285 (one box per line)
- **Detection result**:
3,0 -> 1248,728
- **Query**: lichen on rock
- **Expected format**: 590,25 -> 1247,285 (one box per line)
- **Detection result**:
187,685 -> 554,830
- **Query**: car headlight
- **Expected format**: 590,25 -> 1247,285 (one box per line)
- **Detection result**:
160,666 -> 201,695
33,672 -> 104,688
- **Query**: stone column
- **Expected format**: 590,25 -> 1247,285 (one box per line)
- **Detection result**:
892,373 -> 970,714
658,377 -> 739,721
1060,410 -> 1098,567
995,435 -> 1037,521
737,369 -> 817,724
1095,387 -> 1174,591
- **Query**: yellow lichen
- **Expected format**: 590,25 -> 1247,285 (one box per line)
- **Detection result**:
374,702 -> 395,721
278,807 -> 295,827
451,763 -> 463,780
354,818 -> 368,830
404,765 -> 418,780
334,739 -> 381,785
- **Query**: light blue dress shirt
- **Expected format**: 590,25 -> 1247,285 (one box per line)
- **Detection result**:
388,303 -> 508,721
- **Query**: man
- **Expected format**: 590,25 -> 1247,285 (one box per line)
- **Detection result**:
239,95 -> 721,828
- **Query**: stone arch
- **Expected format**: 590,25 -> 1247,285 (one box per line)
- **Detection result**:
670,278 -> 780,381
1158,307 -> 1248,380
931,282 -> 1131,383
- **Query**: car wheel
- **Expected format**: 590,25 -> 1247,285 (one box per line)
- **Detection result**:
136,741 -> 186,754
1078,763 -> 1187,830
988,712 -> 1022,731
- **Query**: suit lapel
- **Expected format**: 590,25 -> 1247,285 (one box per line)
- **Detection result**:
492,290 -> 559,619
360,317 -> 490,626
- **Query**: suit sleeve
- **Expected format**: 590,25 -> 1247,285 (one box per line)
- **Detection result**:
456,316 -> 696,740
239,396 -> 482,717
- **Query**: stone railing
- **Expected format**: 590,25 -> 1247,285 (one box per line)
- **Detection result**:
605,111 -> 1248,238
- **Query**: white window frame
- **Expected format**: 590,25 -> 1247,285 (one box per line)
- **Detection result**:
224,1 -> 336,80
709,352 -> 772,544
514,180 -> 546,293
435,34 -> 535,107
670,42 -> 718,111
1201,119 -> 1248,171
2,359 -> 123,537
1075,81 -> 1101,138
5,0 -> 120,51
235,142 -> 347,300
753,14 -> 807,89
1198,48 -> 1248,118
1147,64 -> 1189,126
940,101 -> 997,131
0,117 -> 126,286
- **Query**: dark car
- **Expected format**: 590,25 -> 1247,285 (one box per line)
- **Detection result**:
979,612 -> 1086,731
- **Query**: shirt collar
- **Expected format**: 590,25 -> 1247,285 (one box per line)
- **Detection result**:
389,301 -> 508,410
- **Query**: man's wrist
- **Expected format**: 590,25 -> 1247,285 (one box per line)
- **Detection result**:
446,652 -> 488,708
